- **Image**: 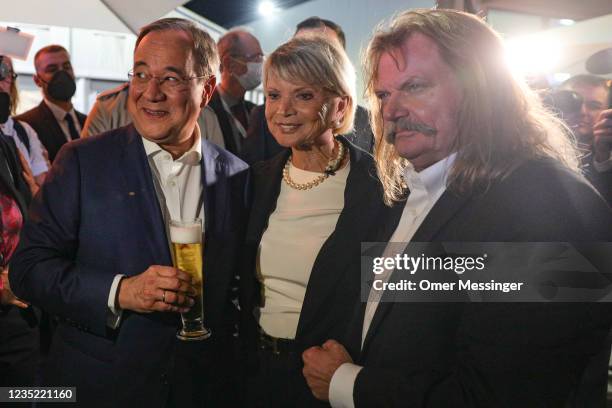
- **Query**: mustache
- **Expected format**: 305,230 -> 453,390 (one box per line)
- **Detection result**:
384,117 -> 437,144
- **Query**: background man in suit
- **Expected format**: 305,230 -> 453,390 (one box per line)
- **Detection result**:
15,45 -> 86,162
301,9 -> 612,407
11,18 -> 249,407
204,29 -> 263,157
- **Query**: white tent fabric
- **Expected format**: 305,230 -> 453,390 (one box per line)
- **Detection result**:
2,0 -> 186,34
520,13 -> 612,77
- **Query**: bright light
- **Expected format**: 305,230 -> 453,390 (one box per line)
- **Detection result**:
505,35 -> 563,76
552,72 -> 571,83
258,1 -> 279,17
559,19 -> 575,26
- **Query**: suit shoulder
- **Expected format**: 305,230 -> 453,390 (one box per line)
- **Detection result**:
97,83 -> 129,101
64,126 -> 132,153
202,138 -> 248,174
14,105 -> 41,123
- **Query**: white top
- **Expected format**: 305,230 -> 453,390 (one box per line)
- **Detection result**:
0,117 -> 49,176
44,99 -> 82,143
106,126 -> 204,328
258,161 -> 350,339
329,154 -> 456,408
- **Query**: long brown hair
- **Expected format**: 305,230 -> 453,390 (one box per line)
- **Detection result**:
364,9 -> 579,205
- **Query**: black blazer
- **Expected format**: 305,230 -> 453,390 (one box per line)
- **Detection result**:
347,158 -> 612,407
240,137 -> 386,404
208,89 -> 255,157
15,101 -> 86,162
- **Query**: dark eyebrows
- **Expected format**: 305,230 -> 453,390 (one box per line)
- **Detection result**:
132,61 -> 185,76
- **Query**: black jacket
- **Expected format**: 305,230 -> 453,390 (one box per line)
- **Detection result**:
347,157 -> 612,407
15,101 -> 86,162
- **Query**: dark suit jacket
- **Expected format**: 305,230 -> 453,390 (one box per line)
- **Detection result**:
15,100 -> 86,162
240,138 -> 386,405
208,89 -> 255,157
242,105 -> 374,166
10,125 -> 249,407
582,152 -> 612,206
347,158 -> 612,407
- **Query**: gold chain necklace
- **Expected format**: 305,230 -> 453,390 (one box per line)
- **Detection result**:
282,140 -> 346,190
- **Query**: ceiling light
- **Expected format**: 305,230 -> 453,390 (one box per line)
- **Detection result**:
258,1 -> 279,17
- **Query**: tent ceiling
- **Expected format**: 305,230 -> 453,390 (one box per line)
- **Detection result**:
481,0 -> 612,21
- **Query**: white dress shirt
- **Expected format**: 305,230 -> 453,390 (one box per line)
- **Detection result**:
0,117 -> 49,176
44,99 -> 82,142
106,127 -> 204,328
329,154 -> 456,408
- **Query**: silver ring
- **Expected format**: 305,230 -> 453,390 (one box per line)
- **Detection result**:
162,290 -> 167,304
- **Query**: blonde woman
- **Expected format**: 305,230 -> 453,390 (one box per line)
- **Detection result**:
240,37 -> 385,407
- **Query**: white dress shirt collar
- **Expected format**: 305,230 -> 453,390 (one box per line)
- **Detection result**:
141,124 -> 202,165
403,153 -> 456,199
44,98 -> 75,120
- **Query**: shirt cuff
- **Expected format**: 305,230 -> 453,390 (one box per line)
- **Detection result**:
106,274 -> 125,329
592,151 -> 612,173
329,363 -> 363,408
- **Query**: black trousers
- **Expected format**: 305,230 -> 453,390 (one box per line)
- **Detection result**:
246,347 -> 330,408
0,306 -> 40,408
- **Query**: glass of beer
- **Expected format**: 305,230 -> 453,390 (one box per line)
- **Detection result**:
169,218 -> 211,341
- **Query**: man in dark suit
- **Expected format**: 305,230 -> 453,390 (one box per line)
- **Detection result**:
206,29 -> 262,157
15,45 -> 86,162
301,9 -> 612,407
10,18 -> 248,408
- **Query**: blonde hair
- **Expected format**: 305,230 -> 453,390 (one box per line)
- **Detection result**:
264,36 -> 356,135
364,9 -> 580,205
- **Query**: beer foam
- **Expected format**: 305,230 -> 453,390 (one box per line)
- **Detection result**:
170,223 -> 202,244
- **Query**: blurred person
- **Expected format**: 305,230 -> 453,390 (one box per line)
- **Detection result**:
242,17 -> 374,165
559,74 -> 608,148
240,36 -> 385,408
15,45 -> 86,162
301,9 -> 612,407
558,75 -> 612,204
10,18 -> 249,408
0,55 -> 49,185
81,82 -> 131,137
0,125 -> 38,397
203,28 -> 263,156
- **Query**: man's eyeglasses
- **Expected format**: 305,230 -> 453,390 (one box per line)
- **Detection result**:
128,70 -> 207,93
0,63 -> 18,82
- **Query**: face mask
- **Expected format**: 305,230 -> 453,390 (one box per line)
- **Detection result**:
44,70 -> 76,102
235,61 -> 262,91
0,92 -> 10,124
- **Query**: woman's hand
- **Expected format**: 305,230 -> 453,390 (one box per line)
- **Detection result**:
0,266 -> 29,308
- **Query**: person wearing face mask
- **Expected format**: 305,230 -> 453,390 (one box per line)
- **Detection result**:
240,37 -> 387,408
15,45 -> 86,162
204,28 -> 263,157
0,55 -> 49,186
